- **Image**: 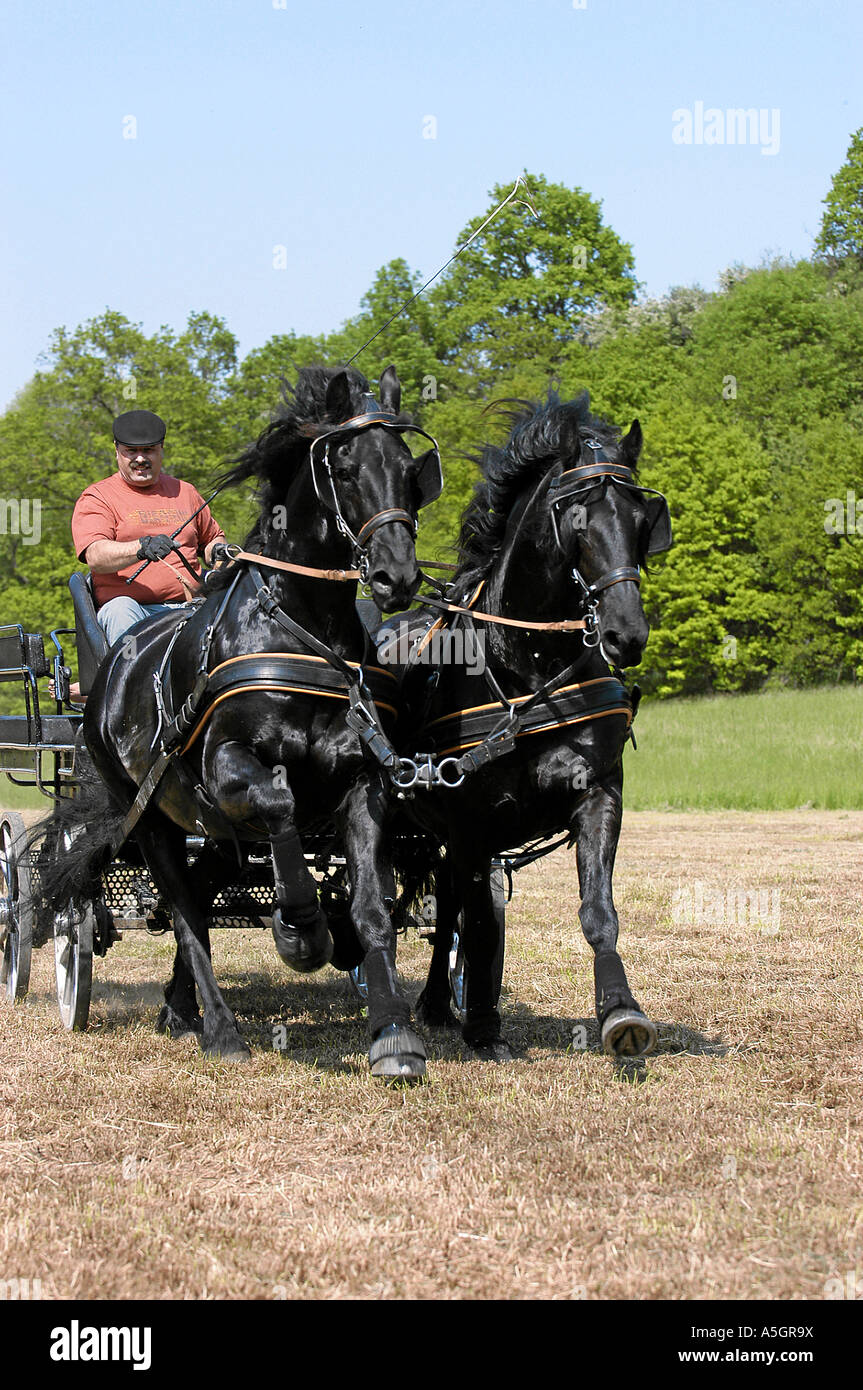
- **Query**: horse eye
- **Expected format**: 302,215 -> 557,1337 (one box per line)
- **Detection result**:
332,443 -> 355,469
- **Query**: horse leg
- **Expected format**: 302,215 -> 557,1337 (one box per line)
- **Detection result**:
338,776 -> 426,1081
415,856 -> 460,1030
269,822 -> 332,973
572,779 -> 657,1057
135,816 -> 250,1060
206,742 -> 332,973
450,851 -> 513,1062
157,839 -> 241,1039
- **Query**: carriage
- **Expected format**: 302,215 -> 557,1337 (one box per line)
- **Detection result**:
1,367 -> 669,1077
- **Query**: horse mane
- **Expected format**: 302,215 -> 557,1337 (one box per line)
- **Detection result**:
204,365 -> 411,588
217,365 -> 379,496
452,389 -> 630,596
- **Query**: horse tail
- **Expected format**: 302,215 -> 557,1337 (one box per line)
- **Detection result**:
31,776 -> 123,908
391,836 -> 442,928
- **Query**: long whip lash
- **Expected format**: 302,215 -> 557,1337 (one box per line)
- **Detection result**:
345,174 -> 538,367
131,177 -> 537,584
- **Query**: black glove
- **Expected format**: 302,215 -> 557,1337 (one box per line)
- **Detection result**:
209,542 -> 230,566
136,534 -> 176,562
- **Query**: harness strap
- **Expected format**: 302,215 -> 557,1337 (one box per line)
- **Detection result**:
356,508 -> 416,547
421,676 -> 633,758
550,463 -> 635,494
180,653 -> 398,754
245,568 -> 403,775
422,593 -> 592,632
407,582 -> 632,781
583,565 -> 641,594
248,568 -> 364,681
225,546 -> 361,582
110,746 -> 179,855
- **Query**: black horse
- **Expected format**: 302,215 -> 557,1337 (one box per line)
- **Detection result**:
42,365 -> 439,1077
392,390 -> 670,1060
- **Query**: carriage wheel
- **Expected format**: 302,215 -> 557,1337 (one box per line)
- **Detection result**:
449,863 -> 506,1022
52,829 -> 94,1031
54,899 -> 94,1031
0,812 -> 34,1002
348,962 -> 368,1004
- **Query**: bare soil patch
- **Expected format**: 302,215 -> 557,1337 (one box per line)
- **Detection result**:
1,810 -> 861,1300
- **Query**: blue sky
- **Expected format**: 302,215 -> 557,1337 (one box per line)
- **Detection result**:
1,0 -> 860,409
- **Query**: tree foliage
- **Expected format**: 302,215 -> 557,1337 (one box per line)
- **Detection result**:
815,128 -> 863,266
4,149 -> 863,699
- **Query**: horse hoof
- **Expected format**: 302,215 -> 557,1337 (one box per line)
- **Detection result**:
468,1037 -> 515,1063
272,907 -> 333,974
156,1004 -> 203,1039
201,1035 -> 251,1063
369,1024 -> 427,1083
601,1008 -> 657,1057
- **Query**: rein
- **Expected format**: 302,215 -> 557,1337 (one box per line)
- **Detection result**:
222,546 -> 362,583
422,593 -> 594,633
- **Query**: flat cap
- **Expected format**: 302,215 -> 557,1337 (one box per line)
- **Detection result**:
113,410 -> 166,446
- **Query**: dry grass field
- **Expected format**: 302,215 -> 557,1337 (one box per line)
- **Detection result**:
1,809 -> 862,1302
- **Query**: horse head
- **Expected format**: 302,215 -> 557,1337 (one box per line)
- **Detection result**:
548,412 -> 671,669
311,365 -> 440,612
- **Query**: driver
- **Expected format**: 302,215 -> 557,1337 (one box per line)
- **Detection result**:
71,409 -> 228,647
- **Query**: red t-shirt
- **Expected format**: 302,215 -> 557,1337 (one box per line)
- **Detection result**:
71,472 -> 226,607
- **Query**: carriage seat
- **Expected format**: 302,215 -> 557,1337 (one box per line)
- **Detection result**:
355,598 -> 383,638
69,571 -> 110,696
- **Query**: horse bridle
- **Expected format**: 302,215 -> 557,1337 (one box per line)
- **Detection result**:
546,438 -> 671,647
309,399 -> 443,581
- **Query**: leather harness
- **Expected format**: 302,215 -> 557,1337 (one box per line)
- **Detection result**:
393,580 -> 635,789
110,430 -> 664,841
390,437 -> 668,789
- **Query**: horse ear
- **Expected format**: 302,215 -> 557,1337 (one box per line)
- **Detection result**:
379,364 -> 402,414
620,419 -> 643,468
325,370 -> 353,423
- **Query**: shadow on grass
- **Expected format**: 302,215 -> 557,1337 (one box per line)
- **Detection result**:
88,965 -> 367,1071
84,964 -> 727,1078
481,997 -> 729,1085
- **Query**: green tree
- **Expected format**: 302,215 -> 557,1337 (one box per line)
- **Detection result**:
229,330 -> 335,441
682,261 -> 863,439
429,175 -> 638,388
636,408 -> 775,697
0,310 -> 253,639
815,128 -> 863,266
754,417 -> 863,684
332,259 -> 440,415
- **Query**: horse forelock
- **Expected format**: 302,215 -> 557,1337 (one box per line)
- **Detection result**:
452,390 -> 628,596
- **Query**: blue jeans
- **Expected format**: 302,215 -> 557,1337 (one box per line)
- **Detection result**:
97,597 -> 191,648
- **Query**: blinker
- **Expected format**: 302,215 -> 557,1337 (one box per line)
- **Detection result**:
644,495 -> 672,554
